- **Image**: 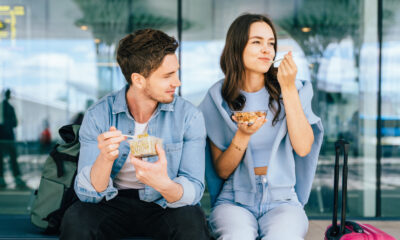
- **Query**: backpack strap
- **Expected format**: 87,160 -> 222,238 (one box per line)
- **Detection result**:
50,147 -> 79,177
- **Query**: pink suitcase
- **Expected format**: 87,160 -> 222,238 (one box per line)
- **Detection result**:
324,140 -> 397,240
325,222 -> 397,240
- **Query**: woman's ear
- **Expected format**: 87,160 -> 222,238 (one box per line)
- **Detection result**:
131,73 -> 146,89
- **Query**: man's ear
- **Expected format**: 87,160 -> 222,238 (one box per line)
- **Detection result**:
131,73 -> 146,89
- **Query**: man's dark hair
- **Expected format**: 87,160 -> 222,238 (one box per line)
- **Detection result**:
116,29 -> 178,84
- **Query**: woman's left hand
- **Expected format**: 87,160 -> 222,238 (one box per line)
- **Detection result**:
277,51 -> 297,90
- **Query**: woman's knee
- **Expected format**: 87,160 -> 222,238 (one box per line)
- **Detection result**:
259,204 -> 308,239
209,204 -> 258,240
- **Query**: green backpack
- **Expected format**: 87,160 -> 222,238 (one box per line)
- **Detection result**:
30,124 -> 80,234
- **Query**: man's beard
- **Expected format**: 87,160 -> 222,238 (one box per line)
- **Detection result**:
144,85 -> 174,104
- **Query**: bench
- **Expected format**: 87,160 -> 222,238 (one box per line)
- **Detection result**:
0,191 -> 210,239
0,215 -> 151,240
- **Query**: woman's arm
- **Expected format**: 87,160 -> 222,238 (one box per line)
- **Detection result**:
210,117 -> 266,179
278,52 -> 314,156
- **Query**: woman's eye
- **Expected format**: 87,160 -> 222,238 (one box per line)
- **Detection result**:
269,42 -> 275,46
252,41 -> 260,44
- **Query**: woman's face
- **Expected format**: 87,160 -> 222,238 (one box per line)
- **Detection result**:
242,21 -> 276,74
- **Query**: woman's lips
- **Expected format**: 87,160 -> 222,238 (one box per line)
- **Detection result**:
258,57 -> 271,63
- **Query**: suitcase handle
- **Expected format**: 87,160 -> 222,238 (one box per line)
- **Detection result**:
331,139 -> 350,236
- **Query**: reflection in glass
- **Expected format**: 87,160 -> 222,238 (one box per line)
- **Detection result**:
0,0 -> 178,214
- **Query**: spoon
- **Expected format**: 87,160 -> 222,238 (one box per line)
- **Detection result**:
122,134 -> 135,139
270,58 -> 283,64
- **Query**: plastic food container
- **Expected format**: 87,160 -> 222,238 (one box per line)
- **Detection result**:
232,110 -> 267,125
128,133 -> 163,158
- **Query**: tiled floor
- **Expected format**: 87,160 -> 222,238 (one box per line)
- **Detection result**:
306,220 -> 400,240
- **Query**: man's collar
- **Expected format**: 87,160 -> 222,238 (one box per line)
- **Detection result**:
158,97 -> 175,112
112,85 -> 129,114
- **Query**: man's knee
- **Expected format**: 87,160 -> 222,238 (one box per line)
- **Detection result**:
60,202 -> 98,240
175,205 -> 207,226
171,205 -> 210,239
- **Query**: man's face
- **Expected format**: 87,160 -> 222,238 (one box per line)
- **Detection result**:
144,54 -> 181,104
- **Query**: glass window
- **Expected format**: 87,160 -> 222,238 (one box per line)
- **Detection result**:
0,0 -> 177,214
1,0 -> 399,218
181,0 -> 400,218
381,0 -> 400,217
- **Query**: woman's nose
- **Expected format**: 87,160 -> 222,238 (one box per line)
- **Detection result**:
261,44 -> 269,53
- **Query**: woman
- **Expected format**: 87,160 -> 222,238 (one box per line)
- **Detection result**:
199,14 -> 324,240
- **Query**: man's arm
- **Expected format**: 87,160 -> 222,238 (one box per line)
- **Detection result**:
74,111 -> 123,203
90,126 -> 125,192
166,110 -> 206,207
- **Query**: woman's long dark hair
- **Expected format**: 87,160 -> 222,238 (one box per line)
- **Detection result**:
220,13 -> 282,125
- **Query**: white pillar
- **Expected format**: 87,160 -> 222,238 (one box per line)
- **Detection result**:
360,0 -> 378,217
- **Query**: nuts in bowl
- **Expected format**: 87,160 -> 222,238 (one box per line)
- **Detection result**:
232,110 -> 267,125
128,133 -> 163,158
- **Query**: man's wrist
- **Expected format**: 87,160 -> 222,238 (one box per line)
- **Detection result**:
97,154 -> 116,166
155,177 -> 175,193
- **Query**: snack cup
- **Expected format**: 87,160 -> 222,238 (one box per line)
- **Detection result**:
233,110 -> 267,125
128,135 -> 163,158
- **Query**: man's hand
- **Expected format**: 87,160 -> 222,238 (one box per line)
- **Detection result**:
97,126 -> 126,162
130,144 -> 173,191
131,144 -> 183,203
91,126 -> 126,193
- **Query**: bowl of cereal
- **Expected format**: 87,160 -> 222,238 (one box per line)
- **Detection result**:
128,133 -> 163,158
232,110 -> 267,125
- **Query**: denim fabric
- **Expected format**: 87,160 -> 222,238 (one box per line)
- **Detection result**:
209,175 -> 308,240
214,175 -> 301,216
74,85 -> 206,208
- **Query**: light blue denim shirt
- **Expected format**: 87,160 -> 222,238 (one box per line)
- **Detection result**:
74,85 -> 206,208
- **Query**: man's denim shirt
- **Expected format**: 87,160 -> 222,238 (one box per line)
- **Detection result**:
74,85 -> 206,208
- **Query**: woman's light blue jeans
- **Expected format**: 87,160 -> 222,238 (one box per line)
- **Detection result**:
209,175 -> 309,240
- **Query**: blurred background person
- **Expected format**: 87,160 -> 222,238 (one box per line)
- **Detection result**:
39,119 -> 52,154
0,89 -> 27,189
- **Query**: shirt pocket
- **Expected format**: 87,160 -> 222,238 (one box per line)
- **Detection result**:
164,142 -> 183,178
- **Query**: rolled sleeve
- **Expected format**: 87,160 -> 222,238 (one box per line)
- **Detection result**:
166,176 -> 196,208
168,110 -> 206,207
74,109 -> 117,203
74,166 -> 118,203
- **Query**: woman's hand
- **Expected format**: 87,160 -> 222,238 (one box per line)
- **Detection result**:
232,115 -> 267,136
277,51 -> 297,90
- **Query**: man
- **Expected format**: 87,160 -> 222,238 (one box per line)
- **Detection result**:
0,89 -> 26,189
60,29 -> 210,240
